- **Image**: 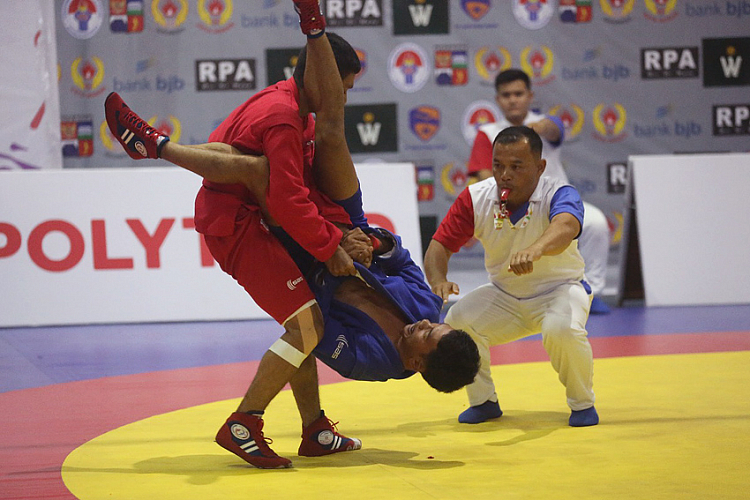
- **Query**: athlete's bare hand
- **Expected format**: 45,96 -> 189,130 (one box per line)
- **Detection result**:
431,281 -> 460,304
341,228 -> 373,267
325,245 -> 357,276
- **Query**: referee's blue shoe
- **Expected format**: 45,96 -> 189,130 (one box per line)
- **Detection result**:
569,406 -> 599,427
458,400 -> 503,424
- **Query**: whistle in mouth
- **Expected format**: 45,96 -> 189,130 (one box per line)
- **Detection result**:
500,188 -> 510,201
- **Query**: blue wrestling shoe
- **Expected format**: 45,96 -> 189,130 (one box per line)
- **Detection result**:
569,406 -> 599,427
458,400 -> 503,424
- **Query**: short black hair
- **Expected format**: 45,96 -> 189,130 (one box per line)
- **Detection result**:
421,329 -> 480,393
493,125 -> 544,158
495,68 -> 531,91
293,32 -> 361,87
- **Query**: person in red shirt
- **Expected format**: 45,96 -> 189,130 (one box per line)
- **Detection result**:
105,2 -> 366,469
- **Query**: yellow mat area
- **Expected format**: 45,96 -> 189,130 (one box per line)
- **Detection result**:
63,352 -> 750,500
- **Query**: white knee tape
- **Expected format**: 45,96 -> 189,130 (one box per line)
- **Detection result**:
295,307 -> 318,354
268,338 -> 307,368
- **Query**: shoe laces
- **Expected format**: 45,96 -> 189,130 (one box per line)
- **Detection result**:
123,109 -> 160,137
250,418 -> 279,454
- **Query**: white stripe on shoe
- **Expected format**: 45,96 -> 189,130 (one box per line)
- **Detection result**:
240,441 -> 259,454
120,130 -> 134,144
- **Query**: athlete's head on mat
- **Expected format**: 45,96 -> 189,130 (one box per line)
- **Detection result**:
397,319 -> 479,393
293,32 -> 361,105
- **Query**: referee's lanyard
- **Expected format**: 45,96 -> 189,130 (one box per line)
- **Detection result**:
493,202 -> 532,230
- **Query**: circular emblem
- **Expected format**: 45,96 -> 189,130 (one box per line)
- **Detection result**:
317,430 -> 335,446
388,43 -> 431,93
512,0 -> 557,30
134,142 -> 148,157
62,0 -> 103,40
461,100 -> 500,145
230,423 -> 250,440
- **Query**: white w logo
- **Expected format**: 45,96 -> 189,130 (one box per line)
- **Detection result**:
408,4 -> 433,26
720,56 -> 743,78
357,122 -> 381,145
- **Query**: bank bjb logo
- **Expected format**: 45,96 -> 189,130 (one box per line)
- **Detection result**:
644,0 -> 678,22
641,47 -> 699,79
152,0 -> 188,32
62,0 -> 103,39
461,100 -> 500,145
592,103 -> 627,142
520,46 -> 555,85
148,115 -> 182,143
549,104 -> 585,141
109,0 -> 143,33
513,0 -> 556,30
474,47 -> 511,83
197,0 -> 234,33
325,0 -> 383,27
713,104 -> 750,136
265,48 -> 302,85
388,43 -> 431,93
61,117 -> 94,157
409,106 -> 440,142
393,0 -> 449,35
461,0 -> 491,20
196,59 -> 256,91
344,104 -> 398,153
435,46 -> 468,86
71,57 -> 106,98
703,38 -> 750,87
599,0 -> 634,22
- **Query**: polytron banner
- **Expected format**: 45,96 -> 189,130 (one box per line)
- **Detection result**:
0,163 -> 420,327
46,0 -> 750,295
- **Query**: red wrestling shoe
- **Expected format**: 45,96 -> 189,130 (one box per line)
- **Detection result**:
298,410 -> 362,457
215,412 -> 292,469
293,0 -> 325,37
104,92 -> 169,160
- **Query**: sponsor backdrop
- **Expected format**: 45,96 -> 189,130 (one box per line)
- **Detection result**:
44,0 -> 750,293
0,0 -> 62,171
0,163 -> 420,327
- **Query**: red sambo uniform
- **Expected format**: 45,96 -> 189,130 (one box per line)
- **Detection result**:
194,78 -> 350,324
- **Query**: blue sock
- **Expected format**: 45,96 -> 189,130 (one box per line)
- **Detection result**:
335,187 -> 368,229
458,400 -> 502,424
569,406 -> 599,427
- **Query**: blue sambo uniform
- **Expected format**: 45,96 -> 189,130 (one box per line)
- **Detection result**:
271,226 -> 442,383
